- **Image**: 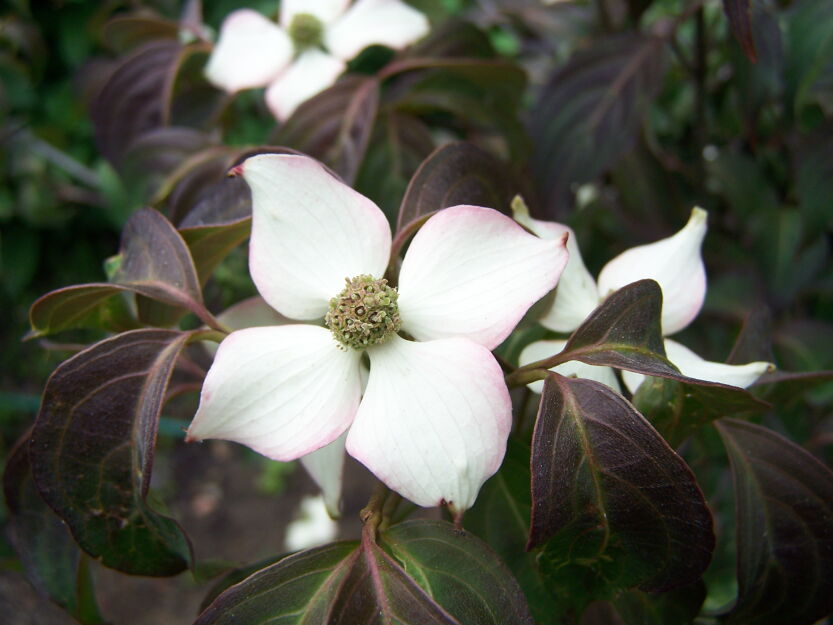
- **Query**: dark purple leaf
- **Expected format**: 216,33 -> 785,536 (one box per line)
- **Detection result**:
530,34 -> 667,219
554,280 -> 769,444
530,374 -> 714,592
716,419 -> 833,625
28,208 -> 211,336
29,329 -> 193,575
3,433 -> 85,618
396,142 -> 518,234
101,14 -> 179,53
723,0 -> 758,62
114,207 -> 208,326
92,40 -> 182,165
275,76 -> 379,185
404,19 -> 496,59
121,127 -> 216,206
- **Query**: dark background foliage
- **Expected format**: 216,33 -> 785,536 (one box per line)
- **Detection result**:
1,0 -> 832,623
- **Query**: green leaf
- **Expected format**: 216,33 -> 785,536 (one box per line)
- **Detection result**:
179,218 -> 251,287
30,329 -> 193,576
91,40 -> 182,166
102,13 -> 179,53
464,440 -> 558,623
530,34 -> 667,218
195,539 -> 460,624
785,0 -> 833,116
722,0 -> 757,62
715,419 -> 833,625
381,519 -> 534,625
395,141 -> 517,235
632,376 -> 769,448
612,582 -> 706,625
276,76 -> 380,185
28,284 -> 140,338
386,59 -> 527,160
530,374 -> 714,594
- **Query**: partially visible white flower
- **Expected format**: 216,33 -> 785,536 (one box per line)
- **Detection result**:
205,1 -> 429,120
284,494 -> 339,552
515,202 -> 773,392
187,154 -> 568,514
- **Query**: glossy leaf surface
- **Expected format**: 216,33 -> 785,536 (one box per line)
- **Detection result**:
716,419 -> 833,625
30,329 -> 193,575
381,520 -> 534,625
530,374 -> 714,593
196,539 -> 459,624
558,280 -> 768,444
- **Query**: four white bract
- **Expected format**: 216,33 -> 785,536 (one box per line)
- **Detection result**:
204,0 -> 429,121
187,154 -> 568,513
514,203 -> 772,393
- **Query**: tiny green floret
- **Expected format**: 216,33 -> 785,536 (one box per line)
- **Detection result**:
326,275 -> 401,350
289,13 -> 324,50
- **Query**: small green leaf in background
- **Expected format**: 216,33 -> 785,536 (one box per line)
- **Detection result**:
716,418 -> 833,625
30,329 -> 193,576
530,374 -> 714,597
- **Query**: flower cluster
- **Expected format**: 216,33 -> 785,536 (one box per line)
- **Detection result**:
187,154 -> 568,514
204,1 -> 429,120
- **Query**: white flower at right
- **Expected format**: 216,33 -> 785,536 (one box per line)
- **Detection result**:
515,203 -> 773,394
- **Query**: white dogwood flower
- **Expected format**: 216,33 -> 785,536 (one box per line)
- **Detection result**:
204,1 -> 429,120
515,203 -> 772,393
187,154 -> 568,513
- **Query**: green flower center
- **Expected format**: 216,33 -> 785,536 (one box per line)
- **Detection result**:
325,275 -> 401,350
288,13 -> 324,50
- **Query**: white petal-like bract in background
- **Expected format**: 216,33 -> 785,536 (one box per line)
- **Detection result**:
205,9 -> 292,92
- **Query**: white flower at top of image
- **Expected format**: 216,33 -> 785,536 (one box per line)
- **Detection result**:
513,201 -> 773,394
204,0 -> 430,121
186,154 -> 568,514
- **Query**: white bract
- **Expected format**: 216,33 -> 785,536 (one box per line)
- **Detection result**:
284,494 -> 339,552
204,1 -> 429,121
514,202 -> 772,393
187,154 -> 568,513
